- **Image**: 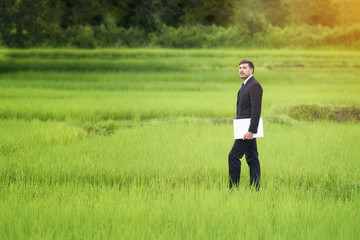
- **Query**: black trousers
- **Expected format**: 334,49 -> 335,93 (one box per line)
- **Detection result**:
228,138 -> 260,190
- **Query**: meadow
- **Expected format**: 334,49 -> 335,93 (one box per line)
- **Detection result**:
0,48 -> 359,239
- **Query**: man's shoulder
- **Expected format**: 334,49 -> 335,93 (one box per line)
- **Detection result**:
249,76 -> 262,88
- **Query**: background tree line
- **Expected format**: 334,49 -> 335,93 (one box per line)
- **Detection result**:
1,0 -> 360,48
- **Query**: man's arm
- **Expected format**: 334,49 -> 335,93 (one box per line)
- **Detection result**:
248,83 -> 263,133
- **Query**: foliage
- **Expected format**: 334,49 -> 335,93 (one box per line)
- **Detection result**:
289,104 -> 360,122
1,0 -> 360,48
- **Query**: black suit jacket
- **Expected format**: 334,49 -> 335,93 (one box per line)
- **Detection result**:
236,76 -> 263,133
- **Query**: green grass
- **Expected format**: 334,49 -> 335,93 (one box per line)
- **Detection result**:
0,49 -> 359,239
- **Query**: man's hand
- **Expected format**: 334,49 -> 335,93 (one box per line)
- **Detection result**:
243,131 -> 253,140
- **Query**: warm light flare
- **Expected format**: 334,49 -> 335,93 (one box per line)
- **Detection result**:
334,0 -> 360,25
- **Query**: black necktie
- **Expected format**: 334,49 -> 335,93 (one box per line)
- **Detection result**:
239,83 -> 245,94
236,83 -> 245,118
237,83 -> 244,105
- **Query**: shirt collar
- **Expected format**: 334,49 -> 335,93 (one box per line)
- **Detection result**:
243,75 -> 253,85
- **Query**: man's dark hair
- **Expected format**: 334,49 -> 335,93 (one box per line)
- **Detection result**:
239,60 -> 255,73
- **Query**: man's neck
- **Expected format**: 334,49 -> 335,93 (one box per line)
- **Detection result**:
243,75 -> 253,85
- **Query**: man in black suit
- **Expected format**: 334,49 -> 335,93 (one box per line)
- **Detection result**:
228,60 -> 263,190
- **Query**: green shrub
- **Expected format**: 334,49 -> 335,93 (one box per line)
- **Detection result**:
93,18 -> 123,47
121,27 -> 147,47
153,24 -> 250,48
72,26 -> 96,49
2,22 -> 360,48
288,104 -> 360,122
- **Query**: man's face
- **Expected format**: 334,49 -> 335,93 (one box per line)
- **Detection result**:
239,63 -> 253,80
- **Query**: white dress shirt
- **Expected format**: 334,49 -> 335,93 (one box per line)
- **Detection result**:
243,75 -> 253,85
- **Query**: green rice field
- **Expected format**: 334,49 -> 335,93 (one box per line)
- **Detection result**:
0,48 -> 359,239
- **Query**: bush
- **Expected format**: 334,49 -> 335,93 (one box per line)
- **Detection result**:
1,22 -> 360,49
92,18 -> 146,48
121,27 -> 147,47
72,26 -> 96,49
152,24 -> 250,48
156,25 -> 204,48
263,24 -> 360,49
288,104 -> 360,122
93,17 -> 122,47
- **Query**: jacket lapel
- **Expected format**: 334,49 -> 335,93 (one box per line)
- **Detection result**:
236,76 -> 254,105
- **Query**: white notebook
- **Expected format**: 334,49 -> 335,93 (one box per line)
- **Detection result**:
233,118 -> 264,139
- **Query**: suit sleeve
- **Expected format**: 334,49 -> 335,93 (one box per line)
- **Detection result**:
248,83 -> 263,133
